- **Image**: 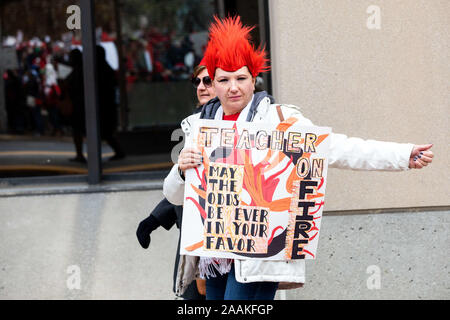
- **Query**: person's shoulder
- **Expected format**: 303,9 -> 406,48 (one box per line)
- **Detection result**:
277,103 -> 303,113
268,103 -> 305,118
254,97 -> 304,120
269,103 -> 314,126
180,113 -> 201,133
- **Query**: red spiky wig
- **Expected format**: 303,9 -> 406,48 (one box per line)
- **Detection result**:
203,16 -> 270,80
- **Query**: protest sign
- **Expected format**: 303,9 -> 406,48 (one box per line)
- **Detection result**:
180,118 -> 331,260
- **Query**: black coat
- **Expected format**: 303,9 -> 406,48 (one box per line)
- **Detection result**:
149,198 -> 204,300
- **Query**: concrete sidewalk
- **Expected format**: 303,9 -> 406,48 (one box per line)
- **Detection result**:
0,188 -> 448,300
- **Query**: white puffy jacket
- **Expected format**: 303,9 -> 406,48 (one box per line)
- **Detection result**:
164,96 -> 413,295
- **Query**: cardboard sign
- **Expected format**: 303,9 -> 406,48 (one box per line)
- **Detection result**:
180,118 -> 331,260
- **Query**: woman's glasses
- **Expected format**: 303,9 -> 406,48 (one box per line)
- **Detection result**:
192,76 -> 212,88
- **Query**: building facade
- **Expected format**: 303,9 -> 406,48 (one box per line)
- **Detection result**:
0,0 -> 448,211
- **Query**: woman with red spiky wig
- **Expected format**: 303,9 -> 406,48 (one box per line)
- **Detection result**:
164,16 -> 434,300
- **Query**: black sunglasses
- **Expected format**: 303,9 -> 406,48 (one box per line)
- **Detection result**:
192,76 -> 212,88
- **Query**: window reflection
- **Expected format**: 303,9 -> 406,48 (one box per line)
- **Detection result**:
0,0 -> 267,179
121,0 -> 216,128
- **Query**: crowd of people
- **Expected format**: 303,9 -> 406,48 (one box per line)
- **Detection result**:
3,39 -> 69,136
2,24 -> 209,164
2,34 -> 126,161
2,26 -> 208,137
124,27 -> 207,85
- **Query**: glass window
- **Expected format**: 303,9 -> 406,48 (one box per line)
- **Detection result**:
121,0 -> 216,128
0,0 -> 270,181
1,0 -> 90,178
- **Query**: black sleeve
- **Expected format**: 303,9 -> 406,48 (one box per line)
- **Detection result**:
151,198 -> 178,230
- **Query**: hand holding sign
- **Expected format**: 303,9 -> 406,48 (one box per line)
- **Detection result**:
178,148 -> 203,172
